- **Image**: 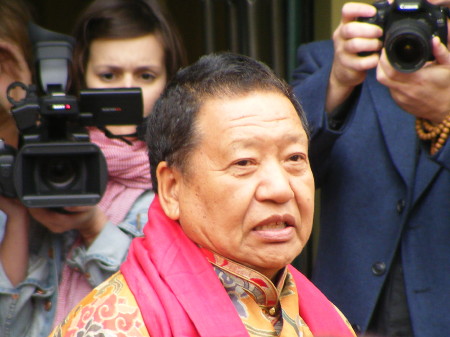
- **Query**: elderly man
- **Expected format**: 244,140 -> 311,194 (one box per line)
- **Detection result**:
49,53 -> 355,337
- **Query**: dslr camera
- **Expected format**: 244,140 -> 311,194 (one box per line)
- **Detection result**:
359,0 -> 449,72
0,24 -> 143,208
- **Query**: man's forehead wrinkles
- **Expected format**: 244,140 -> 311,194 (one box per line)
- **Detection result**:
228,114 -> 290,123
226,130 -> 306,146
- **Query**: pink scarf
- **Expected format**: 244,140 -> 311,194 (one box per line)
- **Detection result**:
88,127 -> 152,225
53,128 -> 152,326
121,197 -> 354,337
52,240 -> 92,329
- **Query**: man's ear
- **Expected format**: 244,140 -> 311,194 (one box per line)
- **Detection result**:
156,161 -> 181,220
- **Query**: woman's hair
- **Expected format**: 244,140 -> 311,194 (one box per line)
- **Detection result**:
71,0 -> 187,92
0,0 -> 33,125
0,0 -> 33,79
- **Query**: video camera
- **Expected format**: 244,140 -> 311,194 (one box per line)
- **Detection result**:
359,0 -> 449,72
0,24 -> 143,208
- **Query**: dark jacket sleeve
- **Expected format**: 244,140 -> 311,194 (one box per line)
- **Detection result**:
291,40 -> 357,186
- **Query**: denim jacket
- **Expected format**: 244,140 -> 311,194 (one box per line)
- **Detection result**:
0,190 -> 153,337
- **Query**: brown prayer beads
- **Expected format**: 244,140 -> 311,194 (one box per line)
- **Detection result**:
415,114 -> 450,155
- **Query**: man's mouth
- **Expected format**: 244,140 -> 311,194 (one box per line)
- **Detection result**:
254,221 -> 289,231
251,215 -> 296,242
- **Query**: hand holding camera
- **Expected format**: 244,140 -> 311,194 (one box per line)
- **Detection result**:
358,0 -> 449,73
368,0 -> 450,123
376,35 -> 450,123
327,0 -> 450,119
0,24 -> 143,208
28,204 -> 108,245
326,2 -> 383,112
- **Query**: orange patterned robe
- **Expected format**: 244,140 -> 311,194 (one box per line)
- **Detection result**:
51,251 -> 354,337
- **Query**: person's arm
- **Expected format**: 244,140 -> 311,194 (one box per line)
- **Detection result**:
79,190 -> 153,286
291,3 -> 384,182
0,205 -> 56,337
291,2 -> 383,127
62,190 -> 153,287
29,190 -> 152,288
0,196 -> 29,286
325,2 -> 382,113
71,220 -> 134,286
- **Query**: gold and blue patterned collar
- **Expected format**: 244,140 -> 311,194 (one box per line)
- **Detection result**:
201,248 -> 288,309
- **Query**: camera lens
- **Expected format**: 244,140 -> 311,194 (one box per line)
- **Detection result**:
385,19 -> 432,72
39,157 -> 79,190
393,36 -> 423,63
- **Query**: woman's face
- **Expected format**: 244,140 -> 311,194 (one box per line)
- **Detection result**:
85,33 -> 167,135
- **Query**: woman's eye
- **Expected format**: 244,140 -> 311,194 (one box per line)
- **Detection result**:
140,73 -> 156,81
99,73 -> 114,81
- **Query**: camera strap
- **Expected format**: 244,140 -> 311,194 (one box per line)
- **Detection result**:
97,126 -> 137,146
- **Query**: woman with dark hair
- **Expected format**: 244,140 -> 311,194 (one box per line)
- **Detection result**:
0,1 -> 186,336
71,0 -> 186,92
65,0 -> 186,243
50,0 -> 187,327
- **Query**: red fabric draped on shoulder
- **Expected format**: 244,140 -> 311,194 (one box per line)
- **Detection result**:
121,196 -> 354,337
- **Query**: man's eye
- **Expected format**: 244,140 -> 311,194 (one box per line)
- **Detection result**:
289,154 -> 302,162
235,159 -> 251,166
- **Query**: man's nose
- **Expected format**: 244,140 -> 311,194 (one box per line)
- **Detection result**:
255,161 -> 294,203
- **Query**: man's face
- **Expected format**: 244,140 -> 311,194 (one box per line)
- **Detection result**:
173,91 -> 315,280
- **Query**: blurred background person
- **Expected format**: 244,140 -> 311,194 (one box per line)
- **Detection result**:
291,1 -> 450,336
70,0 -> 186,233
0,0 -> 186,336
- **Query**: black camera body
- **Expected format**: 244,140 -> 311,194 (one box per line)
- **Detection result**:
0,24 -> 143,208
359,0 -> 449,72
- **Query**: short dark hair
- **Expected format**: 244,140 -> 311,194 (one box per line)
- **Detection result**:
71,0 -> 187,91
146,52 -> 309,194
